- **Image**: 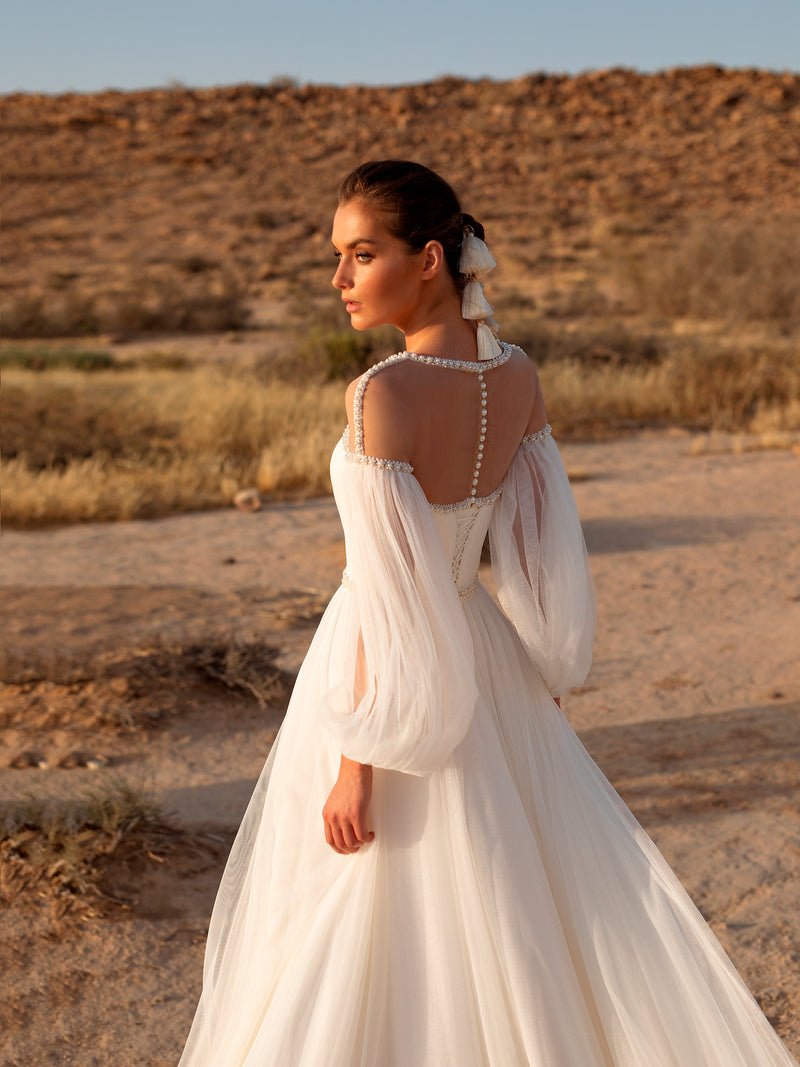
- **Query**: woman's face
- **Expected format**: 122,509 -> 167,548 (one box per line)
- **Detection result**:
331,199 -> 427,333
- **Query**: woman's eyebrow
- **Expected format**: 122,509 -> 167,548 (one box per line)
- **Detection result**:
332,237 -> 380,249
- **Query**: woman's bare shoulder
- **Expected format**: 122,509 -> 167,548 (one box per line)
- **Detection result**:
503,344 -> 547,434
345,361 -> 416,463
504,343 -> 541,380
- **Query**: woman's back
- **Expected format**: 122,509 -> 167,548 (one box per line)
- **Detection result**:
347,344 -> 547,508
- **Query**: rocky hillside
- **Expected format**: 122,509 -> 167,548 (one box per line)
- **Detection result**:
4,66 -> 800,336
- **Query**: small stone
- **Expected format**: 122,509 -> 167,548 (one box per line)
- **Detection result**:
233,488 -> 262,512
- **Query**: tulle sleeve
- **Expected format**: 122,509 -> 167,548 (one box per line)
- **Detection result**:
488,429 -> 596,696
321,449 -> 478,776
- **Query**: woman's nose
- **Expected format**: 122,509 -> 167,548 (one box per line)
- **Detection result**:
332,260 -> 350,290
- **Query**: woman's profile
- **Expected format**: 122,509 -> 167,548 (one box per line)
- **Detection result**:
179,160 -> 797,1065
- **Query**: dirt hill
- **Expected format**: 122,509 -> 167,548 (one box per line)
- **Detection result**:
4,66 -> 800,337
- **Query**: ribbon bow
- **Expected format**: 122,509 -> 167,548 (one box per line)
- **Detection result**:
458,231 -> 502,360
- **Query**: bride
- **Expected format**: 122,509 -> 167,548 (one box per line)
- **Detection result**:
179,160 -> 797,1065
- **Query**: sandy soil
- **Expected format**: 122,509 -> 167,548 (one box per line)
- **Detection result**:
1,430 -> 799,1065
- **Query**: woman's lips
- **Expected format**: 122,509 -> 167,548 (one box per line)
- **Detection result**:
344,300 -> 361,313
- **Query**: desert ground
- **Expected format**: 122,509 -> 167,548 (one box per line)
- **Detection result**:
1,428 -> 799,1064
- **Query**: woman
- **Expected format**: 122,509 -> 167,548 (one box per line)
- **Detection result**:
179,161 -> 796,1065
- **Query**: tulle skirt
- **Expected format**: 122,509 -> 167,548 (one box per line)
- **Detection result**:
179,585 -> 796,1066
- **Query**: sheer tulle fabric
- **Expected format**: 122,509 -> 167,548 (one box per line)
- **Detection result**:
489,434 -> 596,696
179,433 -> 796,1067
321,458 -> 478,775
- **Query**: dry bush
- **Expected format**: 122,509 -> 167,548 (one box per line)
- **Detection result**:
0,635 -> 291,733
1,271 -> 249,338
503,318 -> 665,366
668,348 -> 800,430
540,345 -> 800,435
189,641 -> 288,708
287,325 -> 402,381
616,217 -> 800,321
0,778 -> 172,914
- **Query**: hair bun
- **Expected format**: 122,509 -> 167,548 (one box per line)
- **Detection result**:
460,212 -> 486,242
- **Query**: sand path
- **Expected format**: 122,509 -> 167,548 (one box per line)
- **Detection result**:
1,430 -> 799,1064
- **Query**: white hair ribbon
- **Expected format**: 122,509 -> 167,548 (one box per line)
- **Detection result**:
458,229 -> 501,360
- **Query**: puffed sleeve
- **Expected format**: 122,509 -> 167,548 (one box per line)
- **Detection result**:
488,430 -> 596,696
320,447 -> 478,776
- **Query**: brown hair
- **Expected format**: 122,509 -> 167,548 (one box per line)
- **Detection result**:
338,160 -> 485,289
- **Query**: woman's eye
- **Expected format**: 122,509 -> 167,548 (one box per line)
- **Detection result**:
355,252 -> 372,262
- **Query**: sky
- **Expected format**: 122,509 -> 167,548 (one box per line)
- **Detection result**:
3,0 -> 799,95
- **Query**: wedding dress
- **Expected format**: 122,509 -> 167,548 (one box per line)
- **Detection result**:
179,343 -> 796,1066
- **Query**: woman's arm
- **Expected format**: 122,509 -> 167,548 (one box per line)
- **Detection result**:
323,629 -> 375,855
323,370 -> 415,854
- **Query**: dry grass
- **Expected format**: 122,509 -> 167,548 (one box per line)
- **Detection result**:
3,335 -> 799,528
0,778 -> 172,914
540,345 -> 800,435
1,365 -> 344,528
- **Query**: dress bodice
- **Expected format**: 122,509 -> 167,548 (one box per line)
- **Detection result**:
331,435 -> 498,602
429,496 -> 498,599
336,343 -> 517,601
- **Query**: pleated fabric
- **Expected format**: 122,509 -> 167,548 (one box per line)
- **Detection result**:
178,432 -> 797,1067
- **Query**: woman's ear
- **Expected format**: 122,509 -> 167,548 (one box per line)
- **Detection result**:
420,240 -> 445,279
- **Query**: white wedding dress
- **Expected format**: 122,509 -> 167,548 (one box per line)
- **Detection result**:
179,344 -> 796,1066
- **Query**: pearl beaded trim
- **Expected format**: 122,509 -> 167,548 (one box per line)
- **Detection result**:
341,428 -> 413,472
458,576 -> 479,601
522,424 -> 552,446
384,343 -> 512,374
428,482 -> 503,513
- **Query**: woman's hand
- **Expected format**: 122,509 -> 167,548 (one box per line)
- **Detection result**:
323,755 -> 374,855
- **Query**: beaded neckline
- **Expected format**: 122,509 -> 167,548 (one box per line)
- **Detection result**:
388,342 -> 513,374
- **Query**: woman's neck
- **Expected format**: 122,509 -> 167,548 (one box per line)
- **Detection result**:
402,308 -> 479,363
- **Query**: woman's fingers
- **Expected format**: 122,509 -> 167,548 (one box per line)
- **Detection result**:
324,820 -> 339,852
352,815 -> 375,845
323,814 -> 373,854
324,815 -> 352,854
341,822 -> 358,849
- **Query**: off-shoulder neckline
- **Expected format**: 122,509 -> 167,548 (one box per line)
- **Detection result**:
338,424 -> 554,511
